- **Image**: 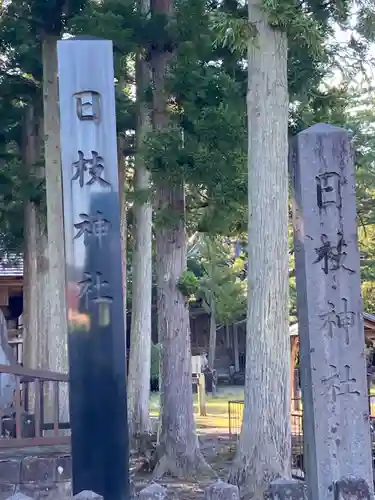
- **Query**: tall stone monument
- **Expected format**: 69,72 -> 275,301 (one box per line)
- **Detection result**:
291,124 -> 374,500
57,38 -> 129,500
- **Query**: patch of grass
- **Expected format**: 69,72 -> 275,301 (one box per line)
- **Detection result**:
149,388 -> 244,432
149,389 -> 243,413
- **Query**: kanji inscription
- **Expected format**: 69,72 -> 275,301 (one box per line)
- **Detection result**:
339,365 -> 360,396
74,211 -> 111,247
313,233 -> 354,275
320,301 -> 336,338
75,91 -> 100,121
316,172 -> 341,210
72,150 -> 111,188
320,298 -> 356,344
321,364 -> 360,403
337,298 -> 355,345
78,271 -> 114,310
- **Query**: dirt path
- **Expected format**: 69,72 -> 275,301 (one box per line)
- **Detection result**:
131,433 -> 235,500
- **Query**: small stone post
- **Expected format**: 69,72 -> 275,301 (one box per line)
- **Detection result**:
291,124 -> 374,500
198,373 -> 207,416
139,484 -> 167,500
205,481 -> 239,500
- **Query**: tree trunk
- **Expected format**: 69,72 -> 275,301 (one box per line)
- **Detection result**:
150,0 -> 211,479
117,135 -> 127,359
22,105 -> 50,373
233,323 -> 239,372
228,0 -> 290,496
208,297 -> 216,370
23,204 -> 39,368
22,105 -> 51,422
154,181 -> 210,478
226,324 -> 230,348
42,36 -> 69,420
128,38 -> 153,441
23,209 -> 50,371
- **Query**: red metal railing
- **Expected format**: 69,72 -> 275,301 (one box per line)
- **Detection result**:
0,363 -> 70,447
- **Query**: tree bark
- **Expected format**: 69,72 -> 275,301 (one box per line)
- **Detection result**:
22,105 -> 51,421
208,297 -> 216,370
42,36 -> 69,420
228,0 -> 290,496
117,134 -> 127,359
150,0 -> 211,479
22,105 -> 50,373
154,180 -> 210,478
128,32 -> 153,440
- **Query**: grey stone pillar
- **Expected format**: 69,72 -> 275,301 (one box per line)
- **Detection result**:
291,124 -> 374,500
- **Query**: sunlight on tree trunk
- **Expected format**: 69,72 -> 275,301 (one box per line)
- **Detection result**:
42,36 -> 69,421
228,0 -> 291,497
128,24 -> 153,440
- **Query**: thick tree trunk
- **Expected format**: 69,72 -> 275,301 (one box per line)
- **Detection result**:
117,135 -> 127,357
154,181 -> 210,478
128,43 -> 153,440
23,205 -> 39,368
151,0 -> 211,479
208,297 -> 216,370
228,0 -> 290,497
23,209 -> 50,371
42,36 -> 68,420
22,105 -> 50,372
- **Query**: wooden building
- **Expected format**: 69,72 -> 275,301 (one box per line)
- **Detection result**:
0,255 -> 23,361
289,312 -> 375,405
189,307 -> 246,382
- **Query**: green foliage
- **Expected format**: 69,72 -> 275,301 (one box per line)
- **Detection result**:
362,281 -> 375,315
210,12 -> 256,54
288,84 -> 375,317
177,270 -> 199,298
0,0 -> 353,256
187,235 -> 247,325
0,0 -> 91,254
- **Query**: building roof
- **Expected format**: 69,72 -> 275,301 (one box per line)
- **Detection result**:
0,255 -> 23,277
290,312 -> 375,337
364,312 -> 375,323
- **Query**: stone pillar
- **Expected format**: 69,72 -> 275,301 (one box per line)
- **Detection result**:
198,373 -> 207,416
205,482 -> 239,500
73,491 -> 103,500
269,479 -> 306,500
291,124 -> 374,500
138,484 -> 167,500
57,37 -> 129,500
